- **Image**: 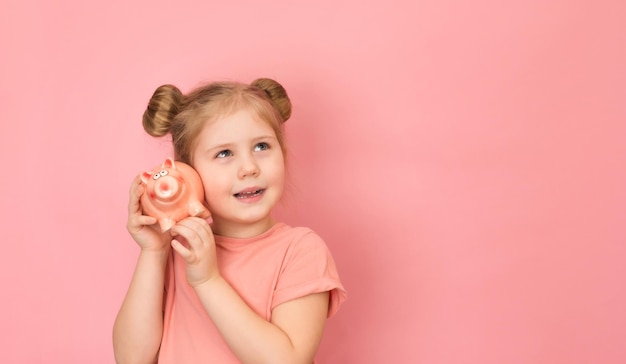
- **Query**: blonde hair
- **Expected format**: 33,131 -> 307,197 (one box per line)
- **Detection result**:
142,78 -> 292,164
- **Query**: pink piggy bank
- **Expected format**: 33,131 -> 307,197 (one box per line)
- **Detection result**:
140,157 -> 211,232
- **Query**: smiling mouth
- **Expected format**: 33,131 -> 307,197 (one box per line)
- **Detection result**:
234,189 -> 264,199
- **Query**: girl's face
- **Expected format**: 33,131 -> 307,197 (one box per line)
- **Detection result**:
192,109 -> 285,238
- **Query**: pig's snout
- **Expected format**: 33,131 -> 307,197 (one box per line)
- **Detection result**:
153,176 -> 180,200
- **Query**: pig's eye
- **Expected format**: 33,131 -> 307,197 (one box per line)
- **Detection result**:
153,173 -> 161,180
160,170 -> 169,177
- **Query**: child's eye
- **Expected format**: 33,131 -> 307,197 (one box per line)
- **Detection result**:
216,150 -> 233,158
254,142 -> 269,152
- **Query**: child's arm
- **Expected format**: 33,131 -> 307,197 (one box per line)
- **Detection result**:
112,176 -> 172,364
112,249 -> 169,364
171,218 -> 330,364
198,278 -> 329,363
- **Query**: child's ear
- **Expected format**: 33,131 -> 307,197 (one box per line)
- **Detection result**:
140,171 -> 153,184
163,157 -> 175,170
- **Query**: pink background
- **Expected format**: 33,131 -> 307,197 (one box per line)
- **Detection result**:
1,0 -> 624,363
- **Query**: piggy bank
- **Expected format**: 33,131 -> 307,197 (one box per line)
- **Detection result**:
140,157 -> 211,232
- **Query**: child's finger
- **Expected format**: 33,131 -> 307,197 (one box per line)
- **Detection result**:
171,239 -> 193,262
171,218 -> 212,252
126,215 -> 158,234
127,175 -> 145,215
183,217 -> 214,240
134,215 -> 158,227
172,224 -> 202,251
169,223 -> 197,248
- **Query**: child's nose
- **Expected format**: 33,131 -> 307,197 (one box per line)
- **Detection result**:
238,155 -> 260,178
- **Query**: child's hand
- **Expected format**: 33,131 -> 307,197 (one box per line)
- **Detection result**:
169,217 -> 219,287
126,175 -> 171,251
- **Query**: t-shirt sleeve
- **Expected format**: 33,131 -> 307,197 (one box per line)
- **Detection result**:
271,229 -> 347,317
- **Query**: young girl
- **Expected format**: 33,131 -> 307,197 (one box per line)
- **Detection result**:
113,78 -> 346,363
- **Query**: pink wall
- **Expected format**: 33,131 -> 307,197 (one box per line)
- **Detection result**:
1,0 -> 624,363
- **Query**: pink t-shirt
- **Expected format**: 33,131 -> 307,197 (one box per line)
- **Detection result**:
158,222 -> 347,363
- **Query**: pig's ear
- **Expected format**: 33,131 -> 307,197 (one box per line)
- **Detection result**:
140,171 -> 152,184
163,157 -> 175,170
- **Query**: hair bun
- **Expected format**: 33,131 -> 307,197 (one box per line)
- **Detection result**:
142,84 -> 183,136
251,78 -> 292,123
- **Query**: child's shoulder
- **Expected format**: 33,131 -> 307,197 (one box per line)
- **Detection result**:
272,222 -> 322,242
270,223 -> 329,254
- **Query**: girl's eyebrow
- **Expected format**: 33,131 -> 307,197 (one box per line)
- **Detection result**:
206,142 -> 234,152
252,135 -> 278,141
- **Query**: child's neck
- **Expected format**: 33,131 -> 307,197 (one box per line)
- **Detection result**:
212,216 -> 276,239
